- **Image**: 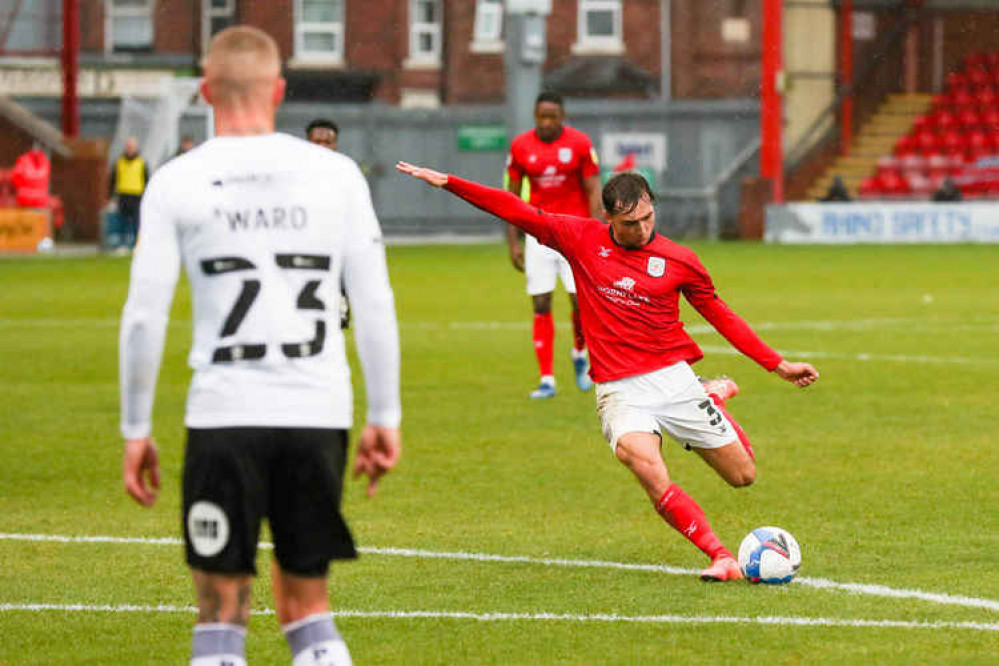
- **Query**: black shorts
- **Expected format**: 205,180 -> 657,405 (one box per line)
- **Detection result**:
182,427 -> 356,577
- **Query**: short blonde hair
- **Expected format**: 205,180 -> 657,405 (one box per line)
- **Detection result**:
203,26 -> 281,105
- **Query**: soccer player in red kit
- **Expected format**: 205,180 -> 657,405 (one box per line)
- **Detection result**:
396,161 -> 819,581
506,92 -> 603,399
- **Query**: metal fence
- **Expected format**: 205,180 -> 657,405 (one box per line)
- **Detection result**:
18,96 -> 761,239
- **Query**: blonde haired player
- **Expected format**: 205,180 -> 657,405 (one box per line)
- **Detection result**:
120,26 -> 401,665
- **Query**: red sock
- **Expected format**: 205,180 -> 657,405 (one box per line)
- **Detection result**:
532,312 -> 554,377
655,483 -> 731,561
571,308 -> 585,352
709,395 -> 755,461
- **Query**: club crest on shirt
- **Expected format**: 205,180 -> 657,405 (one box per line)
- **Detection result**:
558,147 -> 572,164
647,256 -> 666,277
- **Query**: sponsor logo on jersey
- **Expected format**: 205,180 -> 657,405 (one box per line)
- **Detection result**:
613,276 -> 636,291
558,147 -> 573,164
647,256 -> 666,277
186,501 -> 230,557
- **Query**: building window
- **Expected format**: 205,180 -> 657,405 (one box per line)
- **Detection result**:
106,0 -> 154,53
473,0 -> 503,43
575,0 -> 622,52
295,0 -> 344,63
203,0 -> 237,54
409,0 -> 442,65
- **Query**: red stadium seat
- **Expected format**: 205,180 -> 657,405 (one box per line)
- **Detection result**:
986,52 -> 999,70
981,107 -> 999,131
934,109 -> 958,130
958,108 -> 981,128
975,87 -> 997,108
894,134 -> 919,156
966,129 -> 989,152
916,129 -> 939,153
947,71 -> 968,89
967,68 -> 991,88
951,88 -> 975,107
858,176 -> 880,199
913,114 -> 934,132
876,155 -> 900,170
899,152 -> 925,172
963,52 -> 987,70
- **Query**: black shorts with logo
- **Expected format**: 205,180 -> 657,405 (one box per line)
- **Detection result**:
182,427 -> 356,577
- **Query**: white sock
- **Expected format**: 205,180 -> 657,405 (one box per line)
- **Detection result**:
190,623 -> 247,666
284,613 -> 352,666
540,374 -> 555,386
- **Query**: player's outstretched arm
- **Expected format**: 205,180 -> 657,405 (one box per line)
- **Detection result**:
396,161 -> 448,187
774,360 -> 819,388
123,437 -> 161,507
353,425 -> 402,498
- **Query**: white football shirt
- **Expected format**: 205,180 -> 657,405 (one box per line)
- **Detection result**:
120,133 -> 400,439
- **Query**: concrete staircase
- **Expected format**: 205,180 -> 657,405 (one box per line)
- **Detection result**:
805,93 -> 934,200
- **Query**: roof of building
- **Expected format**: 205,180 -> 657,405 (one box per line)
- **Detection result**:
544,57 -> 658,98
0,96 -> 71,156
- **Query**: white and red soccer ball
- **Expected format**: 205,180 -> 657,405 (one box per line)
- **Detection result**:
738,526 -> 802,584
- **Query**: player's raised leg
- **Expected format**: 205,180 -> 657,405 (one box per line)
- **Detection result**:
613,431 -> 743,582
701,376 -> 755,460
190,572 -> 252,666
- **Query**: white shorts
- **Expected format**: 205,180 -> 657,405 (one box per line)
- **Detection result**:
525,234 -> 576,296
595,361 -> 737,452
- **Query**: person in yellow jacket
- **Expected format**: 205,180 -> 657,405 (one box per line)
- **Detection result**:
108,137 -> 149,250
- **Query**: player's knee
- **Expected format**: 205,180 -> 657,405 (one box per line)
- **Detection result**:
728,464 -> 756,488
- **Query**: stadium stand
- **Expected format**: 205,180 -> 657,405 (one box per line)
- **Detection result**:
808,52 -> 999,201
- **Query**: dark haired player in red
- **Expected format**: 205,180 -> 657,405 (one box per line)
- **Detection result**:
396,161 -> 819,581
506,92 -> 603,399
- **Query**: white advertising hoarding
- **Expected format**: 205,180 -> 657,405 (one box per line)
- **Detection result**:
766,203 -> 999,243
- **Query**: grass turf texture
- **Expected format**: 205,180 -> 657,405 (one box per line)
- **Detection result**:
0,243 -> 996,664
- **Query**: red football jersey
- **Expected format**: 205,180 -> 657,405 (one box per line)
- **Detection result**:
506,126 -> 599,217
445,177 -> 783,382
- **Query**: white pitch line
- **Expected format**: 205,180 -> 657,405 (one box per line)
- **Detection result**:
0,603 -> 996,632
2,533 -> 997,613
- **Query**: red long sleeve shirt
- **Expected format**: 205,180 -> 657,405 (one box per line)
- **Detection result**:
445,176 -> 783,383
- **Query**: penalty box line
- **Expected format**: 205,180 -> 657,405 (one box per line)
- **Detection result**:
1,532 -> 998,613
0,603 -> 996,633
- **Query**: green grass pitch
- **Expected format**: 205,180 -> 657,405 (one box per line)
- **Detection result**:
0,242 -> 996,664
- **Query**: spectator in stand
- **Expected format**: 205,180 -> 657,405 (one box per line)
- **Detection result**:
11,144 -> 51,209
819,176 -> 852,202
109,137 -> 149,251
932,177 -> 963,202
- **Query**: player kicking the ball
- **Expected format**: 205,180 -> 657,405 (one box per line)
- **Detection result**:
396,161 -> 818,581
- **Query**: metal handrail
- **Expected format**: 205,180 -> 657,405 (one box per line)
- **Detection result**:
784,2 -> 913,169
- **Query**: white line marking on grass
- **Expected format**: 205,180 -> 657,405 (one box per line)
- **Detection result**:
0,603 -> 996,632
698,345 -> 999,367
3,533 -> 997,613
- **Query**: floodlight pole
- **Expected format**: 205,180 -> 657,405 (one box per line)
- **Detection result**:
760,0 -> 784,203
61,0 -> 80,138
504,0 -> 552,137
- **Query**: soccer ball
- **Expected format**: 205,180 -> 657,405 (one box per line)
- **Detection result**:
738,526 -> 801,584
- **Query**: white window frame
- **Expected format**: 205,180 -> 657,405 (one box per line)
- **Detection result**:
202,0 -> 237,55
572,0 -> 623,55
293,0 -> 345,65
471,0 -> 504,53
104,0 -> 154,54
407,0 -> 442,68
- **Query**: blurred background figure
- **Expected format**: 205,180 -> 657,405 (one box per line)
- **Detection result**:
10,144 -> 51,209
932,176 -> 963,202
819,176 -> 852,202
108,137 -> 148,252
306,119 -> 339,151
